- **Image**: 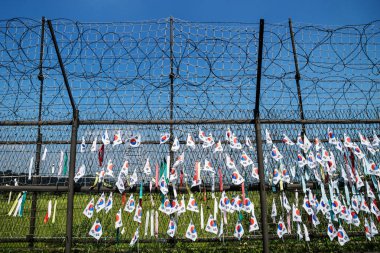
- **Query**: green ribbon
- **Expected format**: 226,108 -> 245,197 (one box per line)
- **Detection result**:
62,152 -> 68,176
19,191 -> 27,217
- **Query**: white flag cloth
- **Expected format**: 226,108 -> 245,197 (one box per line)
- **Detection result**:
234,221 -> 244,240
282,134 -> 295,145
143,158 -> 151,175
133,205 -> 142,223
28,157 -> 34,180
205,214 -> 218,234
185,221 -> 198,241
130,227 -> 139,246
95,193 -> 106,212
102,130 -> 110,145
214,140 -> 223,152
91,137 -> 97,152
337,225 -> 350,246
160,133 -> 170,144
124,194 -> 136,213
104,192 -> 113,213
89,219 -> 103,240
249,210 -> 259,232
231,169 -> 245,185
327,222 -> 337,241
187,194 -> 199,213
240,151 -> 253,167
41,147 -> 47,160
113,130 -> 122,146
80,136 -> 86,152
167,218 -> 177,238
271,145 -> 283,161
74,164 -> 86,183
265,129 -> 272,144
83,198 -> 95,218
186,133 -> 195,148
171,136 -> 180,151
277,218 -> 287,238
173,152 -> 185,168
115,208 -> 122,229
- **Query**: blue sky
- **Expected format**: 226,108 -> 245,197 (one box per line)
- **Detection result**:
0,0 -> 379,24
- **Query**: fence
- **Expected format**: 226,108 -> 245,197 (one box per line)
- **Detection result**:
0,17 -> 380,252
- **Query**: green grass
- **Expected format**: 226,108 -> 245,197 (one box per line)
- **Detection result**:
1,190 -> 380,252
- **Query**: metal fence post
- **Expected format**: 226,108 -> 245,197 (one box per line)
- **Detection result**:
28,16 -> 46,248
47,19 -> 78,252
289,18 -> 306,136
254,19 -> 269,253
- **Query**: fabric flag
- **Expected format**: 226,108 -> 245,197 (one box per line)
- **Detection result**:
171,136 -> 180,151
192,161 -> 202,187
91,137 -> 97,152
203,134 -> 215,148
200,204 -> 204,229
167,218 -> 177,238
133,205 -> 142,223
169,167 -> 177,182
129,227 -> 139,246
321,148 -> 330,162
351,195 -> 360,213
336,141 -> 344,152
277,218 -> 287,238
52,199 -> 57,224
312,213 -> 320,227
240,151 -> 253,167
234,221 -> 244,240
155,211 -> 159,237
178,195 -> 186,215
143,158 -> 151,175
105,160 -> 114,177
214,140 -> 223,152
292,204 -> 302,222
365,218 -> 372,240
173,152 -> 185,168
249,210 -> 259,232
271,145 -> 283,161
187,194 -> 199,212
89,219 -> 102,240
282,134 -> 295,146
265,129 -> 272,144
303,135 -> 312,153
130,169 -> 138,187
229,134 -> 242,149
246,136 -> 254,149
203,159 -> 215,173
272,168 -> 281,185
297,223 -> 303,240
370,199 -> 380,217
251,166 -> 259,181
242,197 -> 254,213
359,132 -> 371,146
372,131 -> 380,147
186,133 -> 196,148
282,165 -> 290,183
366,181 -> 376,199
337,225 -> 350,246
116,173 -> 126,193
41,146 -> 47,161
160,133 -> 170,144
225,128 -> 233,142
43,200 -> 52,224
199,128 -> 207,142
353,144 -> 365,159
102,130 -> 110,145
79,136 -> 86,153
327,222 -> 337,241
360,197 -> 370,213
282,193 -> 291,213
115,208 -> 122,229
231,195 -> 242,212
303,223 -> 310,242
129,134 -> 141,147
186,221 -> 198,241
144,210 -> 150,236
297,152 -> 307,168
351,211 -> 360,227
150,210 -> 154,237
344,133 -> 354,148
104,192 -> 113,213
328,127 -> 338,145
303,195 -> 314,215
73,164 -> 86,183
296,133 -> 305,150
112,130 -> 122,146
226,154 -> 236,169
219,191 -> 231,212
232,169 -> 244,185
124,194 -> 136,213
307,152 -> 317,169
271,199 -> 277,222
98,145 -> 104,166
370,218 -> 378,236
218,213 -> 224,238
205,214 -> 218,235
331,196 -> 341,214
314,138 -> 322,151
28,156 -> 34,180
95,193 -> 106,213
159,196 -> 172,215
83,198 -> 95,218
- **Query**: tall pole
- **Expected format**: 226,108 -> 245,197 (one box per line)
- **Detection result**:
47,20 -> 78,253
254,19 -> 269,253
28,16 -> 45,248
289,18 -> 306,137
